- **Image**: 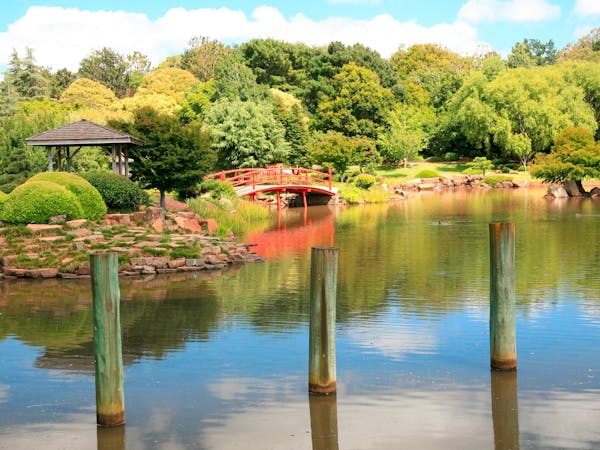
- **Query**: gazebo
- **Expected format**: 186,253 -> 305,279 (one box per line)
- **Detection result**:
26,119 -> 143,176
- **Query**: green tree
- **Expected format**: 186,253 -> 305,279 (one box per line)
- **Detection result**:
78,47 -> 130,98
2,48 -> 51,113
507,39 -> 557,68
312,62 -> 394,139
213,53 -> 269,101
270,88 -> 310,166
204,99 -> 289,169
49,68 -> 76,99
108,107 -> 216,209
181,37 -> 232,82
378,104 -> 433,166
179,80 -> 217,124
531,126 -> 600,193
308,131 -> 381,177
467,156 -> 494,175
126,51 -> 152,92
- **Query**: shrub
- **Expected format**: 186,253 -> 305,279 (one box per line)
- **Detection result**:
28,172 -> 107,220
81,171 -> 149,212
354,173 -> 377,189
0,181 -> 84,224
483,174 -> 514,187
199,179 -> 237,200
0,191 -> 8,213
414,169 -> 439,179
443,152 -> 459,162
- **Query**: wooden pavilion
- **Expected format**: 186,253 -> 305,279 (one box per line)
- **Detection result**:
26,119 -> 143,176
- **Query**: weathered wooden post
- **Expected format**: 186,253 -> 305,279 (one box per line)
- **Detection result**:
491,370 -> 520,450
90,253 -> 125,426
309,246 -> 338,394
309,393 -> 339,450
489,222 -> 517,370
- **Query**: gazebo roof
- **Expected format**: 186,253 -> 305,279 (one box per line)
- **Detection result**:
26,119 -> 143,147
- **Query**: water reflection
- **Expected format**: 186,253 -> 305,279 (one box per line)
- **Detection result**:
97,424 -> 125,450
309,393 -> 339,450
491,370 -> 520,450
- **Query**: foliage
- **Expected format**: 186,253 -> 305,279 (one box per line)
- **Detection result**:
354,173 -> 377,189
466,156 -> 494,175
179,81 -> 216,124
78,47 -> 130,97
205,98 -> 289,169
270,88 -> 310,165
338,183 -> 390,204
80,170 -> 149,212
181,37 -> 232,82
60,78 -> 117,110
312,62 -> 394,139
198,179 -> 237,200
0,191 -> 7,212
109,106 -> 216,208
0,181 -> 84,224
135,67 -> 197,102
530,126 -> 600,183
414,169 -> 440,179
558,27 -> 600,63
507,39 -> 557,68
28,172 -> 107,220
308,132 -> 381,178
3,48 -> 50,108
378,104 -> 434,166
213,53 -> 269,102
483,174 -> 514,187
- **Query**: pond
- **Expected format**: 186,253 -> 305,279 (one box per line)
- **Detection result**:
1,189 -> 599,449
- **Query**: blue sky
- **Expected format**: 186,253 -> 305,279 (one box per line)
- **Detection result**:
1,0 -> 599,73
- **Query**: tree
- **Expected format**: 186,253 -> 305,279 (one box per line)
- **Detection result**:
78,47 -> 130,98
308,132 -> 381,177
60,78 -> 117,109
507,39 -> 557,68
204,99 -> 289,169
213,53 -> 269,101
181,37 -> 232,82
311,63 -> 394,139
108,107 -> 216,209
558,28 -> 600,63
135,67 -> 197,101
531,126 -> 600,194
270,88 -> 310,166
49,68 -> 76,99
466,156 -> 494,176
126,51 -> 152,92
2,48 -> 51,112
179,80 -> 217,124
378,104 -> 433,166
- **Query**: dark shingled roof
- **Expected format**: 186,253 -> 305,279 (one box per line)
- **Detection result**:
26,119 -> 143,146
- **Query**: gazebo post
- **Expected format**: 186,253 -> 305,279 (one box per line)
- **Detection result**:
124,147 -> 129,177
57,146 -> 63,171
66,147 -> 72,172
111,145 -> 117,173
47,147 -> 55,172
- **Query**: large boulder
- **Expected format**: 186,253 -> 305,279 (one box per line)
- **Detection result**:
547,184 -> 569,199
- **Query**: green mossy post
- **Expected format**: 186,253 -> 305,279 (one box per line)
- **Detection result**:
489,222 -> 517,370
91,253 -> 125,426
309,246 -> 338,394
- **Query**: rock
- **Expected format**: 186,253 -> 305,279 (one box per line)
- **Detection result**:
185,258 -> 204,267
72,242 -> 87,251
203,219 -> 218,233
418,183 -> 437,191
141,265 -> 156,274
66,219 -> 88,228
58,272 -> 79,279
156,268 -> 178,274
145,207 -> 165,232
131,211 -> 146,225
70,228 -> 91,237
201,246 -> 221,256
103,214 -> 131,225
111,247 -> 129,253
48,215 -> 67,224
547,184 -> 569,198
130,257 -> 168,268
3,267 -> 27,277
590,187 -> 600,198
26,224 -> 63,233
77,266 -> 90,276
204,255 -> 220,265
167,258 -> 186,268
564,180 -> 585,197
27,268 -> 59,279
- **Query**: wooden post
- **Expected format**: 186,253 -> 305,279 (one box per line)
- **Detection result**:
491,370 -> 520,450
65,147 -> 71,172
47,147 -> 55,172
309,246 -> 338,394
111,145 -> 117,173
90,253 -> 125,426
124,147 -> 129,177
489,222 -> 517,370
309,393 -> 339,450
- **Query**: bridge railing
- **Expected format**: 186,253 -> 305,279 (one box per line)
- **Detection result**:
205,167 -> 333,191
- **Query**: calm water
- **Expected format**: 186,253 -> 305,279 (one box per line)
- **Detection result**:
1,189 -> 599,450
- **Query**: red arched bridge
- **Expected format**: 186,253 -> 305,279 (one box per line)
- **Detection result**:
204,166 -> 337,207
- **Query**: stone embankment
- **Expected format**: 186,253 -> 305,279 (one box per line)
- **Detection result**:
396,174 -> 523,193
0,207 -> 263,281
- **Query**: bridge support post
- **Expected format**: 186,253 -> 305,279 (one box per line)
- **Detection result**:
302,191 -> 307,209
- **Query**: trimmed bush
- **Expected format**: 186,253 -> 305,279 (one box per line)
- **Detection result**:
354,173 -> 377,189
414,169 -> 440,179
28,172 -> 107,220
81,171 -> 149,212
0,181 -> 84,224
0,191 -> 7,216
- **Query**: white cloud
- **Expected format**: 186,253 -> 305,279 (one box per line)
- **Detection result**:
0,5 -> 487,73
328,0 -> 383,4
459,0 -> 561,23
575,0 -> 600,16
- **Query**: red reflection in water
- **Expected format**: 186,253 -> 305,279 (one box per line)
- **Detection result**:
246,207 -> 336,259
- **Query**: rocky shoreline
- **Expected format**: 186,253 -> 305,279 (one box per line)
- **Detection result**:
0,206 -> 264,281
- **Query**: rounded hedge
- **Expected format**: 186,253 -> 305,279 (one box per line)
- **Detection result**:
28,172 -> 107,220
0,191 -> 8,214
80,171 -> 148,212
414,169 -> 440,179
0,181 -> 84,224
354,173 -> 377,190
